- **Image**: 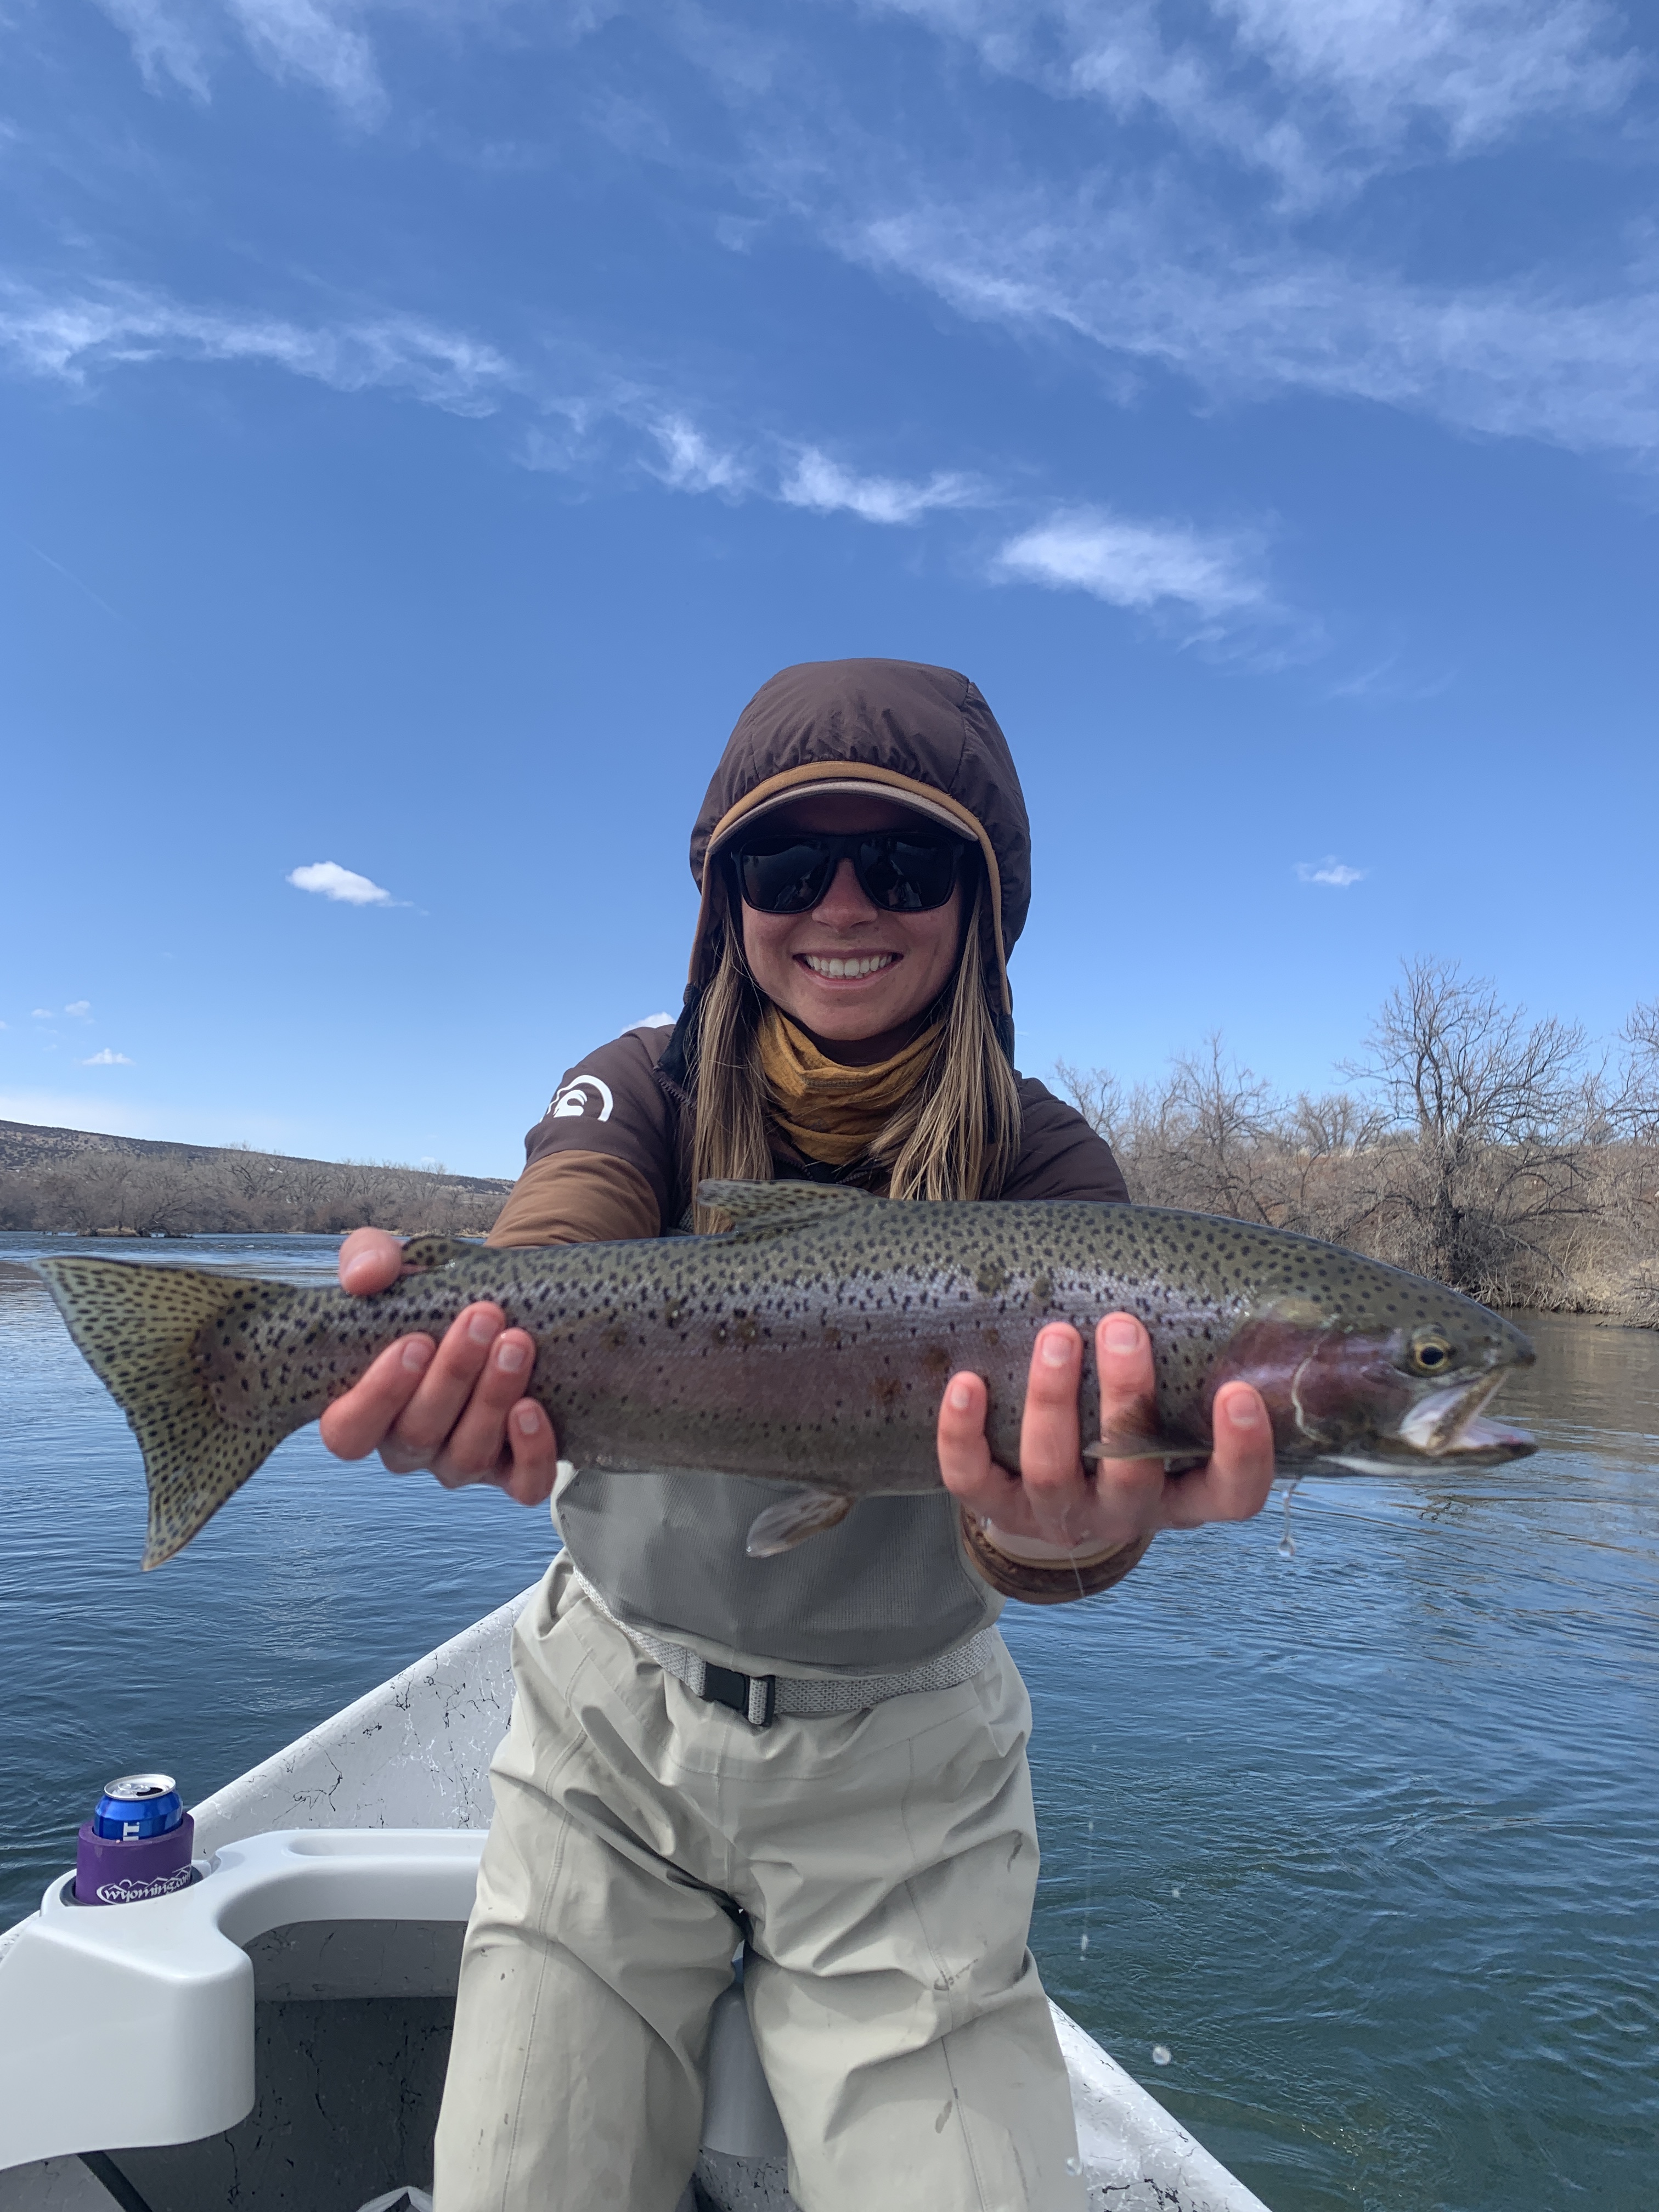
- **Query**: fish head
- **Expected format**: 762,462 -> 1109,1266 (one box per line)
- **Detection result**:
1203,1285 -> 1537,1472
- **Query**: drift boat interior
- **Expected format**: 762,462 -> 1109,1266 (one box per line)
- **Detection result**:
0,1588 -> 1267,2212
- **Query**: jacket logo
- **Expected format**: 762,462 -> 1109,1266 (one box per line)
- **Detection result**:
549,1075 -> 614,1122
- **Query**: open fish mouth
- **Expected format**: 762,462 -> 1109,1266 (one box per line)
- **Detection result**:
1397,1370 -> 1534,1460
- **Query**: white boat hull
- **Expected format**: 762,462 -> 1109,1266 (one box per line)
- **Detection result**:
0,1589 -> 1268,2212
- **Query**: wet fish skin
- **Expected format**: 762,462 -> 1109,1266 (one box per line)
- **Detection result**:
34,1177 -> 1535,1568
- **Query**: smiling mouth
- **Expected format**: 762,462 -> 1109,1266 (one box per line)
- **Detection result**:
799,952 -> 898,979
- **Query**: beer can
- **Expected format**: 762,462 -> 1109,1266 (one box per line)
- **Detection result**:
92,1774 -> 184,1842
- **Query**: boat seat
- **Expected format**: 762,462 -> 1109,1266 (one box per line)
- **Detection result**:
0,1828 -> 789,2181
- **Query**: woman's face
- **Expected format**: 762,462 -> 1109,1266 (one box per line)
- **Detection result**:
736,793 -> 967,1062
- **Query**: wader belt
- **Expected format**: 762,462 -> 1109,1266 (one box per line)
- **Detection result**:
571,1566 -> 1002,1729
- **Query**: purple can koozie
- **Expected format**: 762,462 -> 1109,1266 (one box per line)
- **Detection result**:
75,1812 -> 195,1905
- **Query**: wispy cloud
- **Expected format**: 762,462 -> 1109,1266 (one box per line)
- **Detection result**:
81,1047 -> 136,1065
95,1 -> 213,101
64,1001 -> 92,1017
97,0 -> 385,120
0,273 -> 1290,638
995,506 -> 1269,622
1296,855 -> 1367,886
288,860 -> 395,905
0,283 -> 515,417
849,190 -> 1659,462
30,1009 -> 53,1020
227,0 -> 385,122
778,448 -> 984,524
646,415 -> 753,495
861,0 -> 1639,204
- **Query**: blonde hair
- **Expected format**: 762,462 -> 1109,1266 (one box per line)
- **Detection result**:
689,864 -> 1022,1231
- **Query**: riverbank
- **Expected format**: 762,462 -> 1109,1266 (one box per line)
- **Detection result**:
0,1118 -> 509,1239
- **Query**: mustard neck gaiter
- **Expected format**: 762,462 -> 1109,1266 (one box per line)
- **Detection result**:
757,1005 -> 943,1167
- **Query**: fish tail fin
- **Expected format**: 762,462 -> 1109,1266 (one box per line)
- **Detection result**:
35,1256 -> 297,1569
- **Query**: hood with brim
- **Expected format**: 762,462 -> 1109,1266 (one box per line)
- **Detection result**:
685,658 -> 1031,1020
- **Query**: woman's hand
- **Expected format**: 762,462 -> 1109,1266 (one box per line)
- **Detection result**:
317,1227 -> 560,1508
937,1313 -> 1274,1559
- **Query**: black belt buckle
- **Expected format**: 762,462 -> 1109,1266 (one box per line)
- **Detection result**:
702,1662 -> 776,1729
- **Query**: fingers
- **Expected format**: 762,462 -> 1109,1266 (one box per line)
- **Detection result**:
1092,1311 -> 1273,1531
1097,1311 -> 1158,1438
338,1226 -> 406,1296
937,1314 -> 1278,1564
320,1301 -> 562,1503
1011,1325 -> 1097,1547
427,1322 -> 543,1489
1162,1382 -> 1274,1528
938,1328 -> 1132,1551
1086,1311 -> 1186,1538
319,1332 -> 436,1462
937,1368 -> 1001,1510
495,1399 -> 561,1508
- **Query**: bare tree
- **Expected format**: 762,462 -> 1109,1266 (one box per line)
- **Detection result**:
1053,1058 -> 1125,1149
1350,957 -> 1592,1298
1603,999 -> 1659,1144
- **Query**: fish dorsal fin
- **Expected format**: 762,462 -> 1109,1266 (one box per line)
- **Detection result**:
697,1178 -> 878,1238
400,1235 -> 484,1272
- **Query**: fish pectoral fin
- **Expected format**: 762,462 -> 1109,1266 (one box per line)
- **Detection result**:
400,1235 -> 486,1272
1084,1428 -> 1206,1469
698,1179 -> 878,1237
744,1486 -> 856,1558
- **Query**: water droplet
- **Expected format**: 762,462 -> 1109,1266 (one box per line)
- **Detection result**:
1171,1884 -> 1182,1898
1079,1932 -> 1089,1954
1064,2156 -> 1083,2175
1152,2044 -> 1172,2066
1278,1476 -> 1302,1560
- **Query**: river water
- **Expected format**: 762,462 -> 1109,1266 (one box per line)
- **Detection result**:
2,1232 -> 1654,2210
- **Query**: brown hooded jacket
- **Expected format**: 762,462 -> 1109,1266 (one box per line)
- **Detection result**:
487,659 -> 1143,1643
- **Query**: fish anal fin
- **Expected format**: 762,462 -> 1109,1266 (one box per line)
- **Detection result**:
744,1486 -> 856,1558
698,1180 -> 877,1238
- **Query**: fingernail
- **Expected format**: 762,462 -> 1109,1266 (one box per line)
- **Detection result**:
401,1339 -> 432,1373
496,1340 -> 527,1375
948,1380 -> 974,1412
515,1408 -> 540,1437
1040,1330 -> 1074,1368
467,1308 -> 499,1346
1104,1318 -> 1140,1357
1226,1392 -> 1262,1429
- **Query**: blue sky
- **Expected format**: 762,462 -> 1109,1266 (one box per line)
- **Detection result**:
4,0 -> 1657,1177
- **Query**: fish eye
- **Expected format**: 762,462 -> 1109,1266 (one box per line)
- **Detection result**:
1405,1329 -> 1457,1376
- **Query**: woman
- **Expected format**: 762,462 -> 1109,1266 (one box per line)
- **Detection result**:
323,659 -> 1273,2211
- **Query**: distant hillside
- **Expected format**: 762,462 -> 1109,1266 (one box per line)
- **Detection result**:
0,1120 -> 511,1238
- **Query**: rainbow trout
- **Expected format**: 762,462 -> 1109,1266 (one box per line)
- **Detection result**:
35,1178 -> 1535,1569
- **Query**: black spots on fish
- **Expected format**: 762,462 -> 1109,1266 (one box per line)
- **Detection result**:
975,1258 -> 1007,1296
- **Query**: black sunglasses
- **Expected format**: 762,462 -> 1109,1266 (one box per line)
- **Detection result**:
730,827 -> 966,916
